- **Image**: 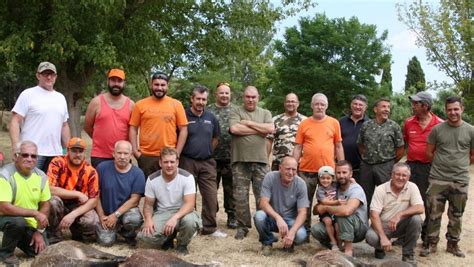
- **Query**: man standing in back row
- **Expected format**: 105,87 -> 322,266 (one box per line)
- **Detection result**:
229,86 -> 274,240
84,68 -> 134,168
129,72 -> 188,177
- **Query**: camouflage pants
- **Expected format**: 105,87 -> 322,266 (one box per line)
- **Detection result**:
95,207 -> 143,246
298,171 -> 319,232
426,179 -> 468,243
47,196 -> 99,243
232,162 -> 268,230
216,159 -> 236,220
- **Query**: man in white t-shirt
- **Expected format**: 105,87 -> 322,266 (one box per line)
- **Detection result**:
138,147 -> 201,255
9,62 -> 70,172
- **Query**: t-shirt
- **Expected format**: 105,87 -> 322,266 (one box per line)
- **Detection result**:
403,113 -> 443,163
229,105 -> 273,164
47,156 -> 99,202
427,121 -> 474,183
268,113 -> 307,164
96,161 -> 145,215
91,94 -> 132,158
182,108 -> 220,160
260,171 -> 309,219
129,96 -> 188,156
145,168 -> 195,213
316,182 -> 337,202
11,86 -> 69,156
339,115 -> 369,170
338,183 -> 368,226
0,163 -> 51,228
295,116 -> 342,172
370,181 -> 423,226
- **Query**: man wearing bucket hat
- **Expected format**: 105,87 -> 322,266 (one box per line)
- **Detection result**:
84,68 -> 135,168
10,61 -> 71,173
46,137 -> 99,243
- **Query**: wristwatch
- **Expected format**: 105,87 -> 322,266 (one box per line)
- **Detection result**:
114,211 -> 121,218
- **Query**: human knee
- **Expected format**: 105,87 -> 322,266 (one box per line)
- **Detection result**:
253,210 -> 268,223
310,223 -> 326,240
293,227 -> 308,245
365,228 -> 379,247
4,217 -> 28,232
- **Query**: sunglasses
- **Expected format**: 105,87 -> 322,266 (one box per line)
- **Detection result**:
17,153 -> 38,159
216,82 -> 230,88
151,73 -> 169,81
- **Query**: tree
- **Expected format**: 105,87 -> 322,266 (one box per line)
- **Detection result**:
0,1 -> 306,136
381,62 -> 393,94
404,56 -> 426,94
267,14 -> 392,117
397,0 -> 472,115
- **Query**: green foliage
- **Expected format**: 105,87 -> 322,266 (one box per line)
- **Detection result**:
381,63 -> 393,94
267,14 -> 392,117
404,56 -> 426,94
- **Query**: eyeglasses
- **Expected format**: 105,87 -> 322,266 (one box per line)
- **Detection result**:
39,72 -> 57,78
151,72 -> 169,81
17,153 -> 38,159
216,82 -> 230,88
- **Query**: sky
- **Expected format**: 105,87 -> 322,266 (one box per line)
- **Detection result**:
275,0 -> 451,93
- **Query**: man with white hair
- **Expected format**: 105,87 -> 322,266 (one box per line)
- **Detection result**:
293,93 -> 344,234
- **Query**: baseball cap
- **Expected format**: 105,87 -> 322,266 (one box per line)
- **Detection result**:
37,62 -> 57,74
67,137 -> 86,150
318,166 -> 335,177
108,68 -> 125,80
409,91 -> 433,105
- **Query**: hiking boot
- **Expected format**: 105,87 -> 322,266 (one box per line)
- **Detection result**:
234,228 -> 248,240
261,245 -> 272,256
1,255 -> 19,265
446,241 -> 465,258
161,238 -> 175,250
419,242 -> 437,257
227,218 -> 238,229
176,245 -> 189,255
402,255 -> 417,266
374,249 -> 386,259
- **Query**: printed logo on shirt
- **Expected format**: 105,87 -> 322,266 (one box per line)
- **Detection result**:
204,120 -> 212,124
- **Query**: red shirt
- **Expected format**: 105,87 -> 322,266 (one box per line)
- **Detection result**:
403,113 -> 443,163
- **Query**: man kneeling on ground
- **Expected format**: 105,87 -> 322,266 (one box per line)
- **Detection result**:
138,147 -> 201,255
365,162 -> 423,266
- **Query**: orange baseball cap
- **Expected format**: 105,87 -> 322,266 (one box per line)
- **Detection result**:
67,137 -> 86,149
108,68 -> 125,80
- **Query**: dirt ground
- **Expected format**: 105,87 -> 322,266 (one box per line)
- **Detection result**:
0,129 -> 473,266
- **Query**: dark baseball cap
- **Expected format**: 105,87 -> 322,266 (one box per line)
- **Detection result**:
409,91 -> 433,105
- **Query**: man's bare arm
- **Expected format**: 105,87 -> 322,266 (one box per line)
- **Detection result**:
176,125 -> 188,156
83,96 -> 99,138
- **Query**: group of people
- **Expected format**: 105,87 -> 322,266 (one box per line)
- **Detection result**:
0,61 -> 472,266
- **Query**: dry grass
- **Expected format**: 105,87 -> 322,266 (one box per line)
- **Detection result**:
0,128 -> 473,266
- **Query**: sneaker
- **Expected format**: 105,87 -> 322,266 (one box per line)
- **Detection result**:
209,229 -> 227,238
1,255 -> 19,265
374,249 -> 386,259
227,218 -> 238,229
330,243 -> 338,251
176,245 -> 189,255
234,228 -> 248,240
161,238 -> 175,250
261,245 -> 272,256
402,255 -> 417,266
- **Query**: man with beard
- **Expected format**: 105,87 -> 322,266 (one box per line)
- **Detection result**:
84,68 -> 135,167
129,72 -> 188,177
47,138 -> 99,243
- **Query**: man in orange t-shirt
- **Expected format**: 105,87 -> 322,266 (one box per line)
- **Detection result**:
293,93 -> 344,232
46,137 -> 99,244
129,72 -> 188,177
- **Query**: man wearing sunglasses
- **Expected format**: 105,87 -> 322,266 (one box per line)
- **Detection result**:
10,61 -> 71,173
0,141 -> 51,265
129,72 -> 188,177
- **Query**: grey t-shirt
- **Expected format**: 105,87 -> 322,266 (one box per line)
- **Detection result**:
316,182 -> 337,202
338,183 -> 368,226
260,171 -> 309,219
428,121 -> 474,183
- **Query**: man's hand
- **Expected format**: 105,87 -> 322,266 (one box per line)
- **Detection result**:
59,214 -> 76,230
30,231 -> 46,254
133,151 -> 142,159
34,212 -> 49,229
276,217 -> 288,238
282,231 -> 295,248
76,192 -> 89,205
388,214 -> 401,232
380,235 -> 392,252
141,220 -> 155,236
163,217 -> 178,236
100,215 -> 118,230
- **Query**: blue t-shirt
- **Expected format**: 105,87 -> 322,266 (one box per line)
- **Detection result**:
182,108 -> 220,159
97,161 -> 146,215
339,115 -> 369,170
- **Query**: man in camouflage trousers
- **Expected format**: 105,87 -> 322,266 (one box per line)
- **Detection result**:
420,96 -> 474,258
267,93 -> 306,171
208,82 -> 237,229
229,86 -> 274,240
357,98 -> 404,208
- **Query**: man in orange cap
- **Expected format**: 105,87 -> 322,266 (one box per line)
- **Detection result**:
84,68 -> 135,168
46,137 -> 99,243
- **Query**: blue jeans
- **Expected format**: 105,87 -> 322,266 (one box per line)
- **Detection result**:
253,210 -> 307,246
